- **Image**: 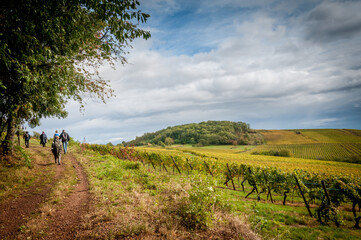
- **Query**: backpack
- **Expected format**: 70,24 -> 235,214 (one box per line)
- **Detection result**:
62,133 -> 68,141
54,139 -> 62,151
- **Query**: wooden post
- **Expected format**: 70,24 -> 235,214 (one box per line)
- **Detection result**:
263,170 -> 273,203
186,158 -> 193,175
204,161 -> 214,177
146,153 -> 156,171
162,163 -> 168,173
171,156 -> 181,174
226,163 -> 236,190
321,180 -> 340,227
248,168 -> 259,194
294,176 -> 313,217
186,158 -> 193,170
321,181 -> 331,205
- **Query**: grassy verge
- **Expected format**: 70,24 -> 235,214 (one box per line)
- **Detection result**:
76,144 -> 361,239
73,145 -> 258,239
0,139 -> 54,201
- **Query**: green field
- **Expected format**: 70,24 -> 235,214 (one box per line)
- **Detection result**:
84,141 -> 361,239
258,129 -> 361,144
252,129 -> 361,162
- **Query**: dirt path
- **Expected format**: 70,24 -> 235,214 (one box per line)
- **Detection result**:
0,146 -> 90,239
0,145 -> 63,239
44,153 -> 90,239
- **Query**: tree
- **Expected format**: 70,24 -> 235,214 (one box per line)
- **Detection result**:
0,0 -> 150,155
164,137 -> 174,146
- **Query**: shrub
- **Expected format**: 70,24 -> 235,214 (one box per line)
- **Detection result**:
252,149 -> 292,157
177,175 -> 220,230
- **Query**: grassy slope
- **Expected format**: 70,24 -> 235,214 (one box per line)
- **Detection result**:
73,146 -> 259,239
83,145 -> 361,240
253,129 -> 361,161
258,129 -> 361,144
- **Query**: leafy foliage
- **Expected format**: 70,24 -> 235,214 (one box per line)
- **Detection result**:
0,0 -> 150,155
126,120 -> 262,146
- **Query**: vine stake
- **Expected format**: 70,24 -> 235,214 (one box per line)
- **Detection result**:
295,176 -> 313,217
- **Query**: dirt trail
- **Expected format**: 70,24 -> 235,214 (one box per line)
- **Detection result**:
0,145 -> 62,239
0,145 -> 90,239
44,153 -> 90,239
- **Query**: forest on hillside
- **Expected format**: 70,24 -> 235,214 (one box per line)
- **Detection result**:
126,121 -> 264,146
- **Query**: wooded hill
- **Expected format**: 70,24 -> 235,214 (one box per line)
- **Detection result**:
126,121 -> 264,146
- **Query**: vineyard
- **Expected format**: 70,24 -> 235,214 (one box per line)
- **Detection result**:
252,129 -> 361,163
250,143 -> 361,162
259,129 -> 361,144
83,143 -> 361,229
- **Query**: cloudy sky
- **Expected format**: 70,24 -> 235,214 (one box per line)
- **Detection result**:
32,0 -> 361,144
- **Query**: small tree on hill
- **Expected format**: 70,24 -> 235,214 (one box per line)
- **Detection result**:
164,137 -> 174,146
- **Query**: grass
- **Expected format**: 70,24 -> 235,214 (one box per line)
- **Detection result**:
258,129 -> 361,144
3,139 -> 361,239
258,130 -> 317,145
0,139 -> 55,201
72,146 -> 259,239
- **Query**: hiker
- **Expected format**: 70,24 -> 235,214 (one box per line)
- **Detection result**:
51,136 -> 63,165
23,131 -> 30,148
59,129 -> 70,154
53,130 -> 59,139
40,131 -> 47,147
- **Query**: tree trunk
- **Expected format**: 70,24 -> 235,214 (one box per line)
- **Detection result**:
1,112 -> 17,156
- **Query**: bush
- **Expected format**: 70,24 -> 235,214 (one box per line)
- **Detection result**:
252,149 -> 292,157
177,175 -> 220,230
333,155 -> 361,164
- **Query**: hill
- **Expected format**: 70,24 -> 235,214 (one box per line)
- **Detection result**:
252,129 -> 361,163
258,129 -> 361,144
126,120 -> 264,146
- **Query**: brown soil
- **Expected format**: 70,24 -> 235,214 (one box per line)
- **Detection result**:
44,153 -> 90,239
0,145 -> 90,239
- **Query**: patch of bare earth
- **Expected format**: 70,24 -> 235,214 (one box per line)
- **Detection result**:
0,145 -> 91,240
43,153 -> 90,239
0,145 -> 63,239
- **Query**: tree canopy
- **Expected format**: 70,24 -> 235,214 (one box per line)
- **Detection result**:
0,0 -> 150,155
126,120 -> 264,146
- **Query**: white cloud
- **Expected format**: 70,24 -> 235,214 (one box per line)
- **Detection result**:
31,0 -> 361,144
301,118 -> 340,127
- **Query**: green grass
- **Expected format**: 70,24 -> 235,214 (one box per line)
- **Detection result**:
251,143 -> 361,162
78,145 -> 361,239
259,129 -> 361,144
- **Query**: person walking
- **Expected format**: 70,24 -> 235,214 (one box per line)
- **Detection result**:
40,131 -> 47,147
53,130 -> 59,139
51,136 -> 63,165
59,129 -> 70,154
23,131 -> 30,148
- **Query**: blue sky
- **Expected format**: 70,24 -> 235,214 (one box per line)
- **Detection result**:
32,0 -> 361,144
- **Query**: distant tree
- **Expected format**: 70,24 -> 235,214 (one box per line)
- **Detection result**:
164,137 -> 174,146
0,0 -> 150,156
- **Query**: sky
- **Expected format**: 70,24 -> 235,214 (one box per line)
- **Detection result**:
32,0 -> 361,144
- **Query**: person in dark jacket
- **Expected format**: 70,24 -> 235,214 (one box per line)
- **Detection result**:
40,131 -> 47,147
59,129 -> 70,154
23,131 -> 30,148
